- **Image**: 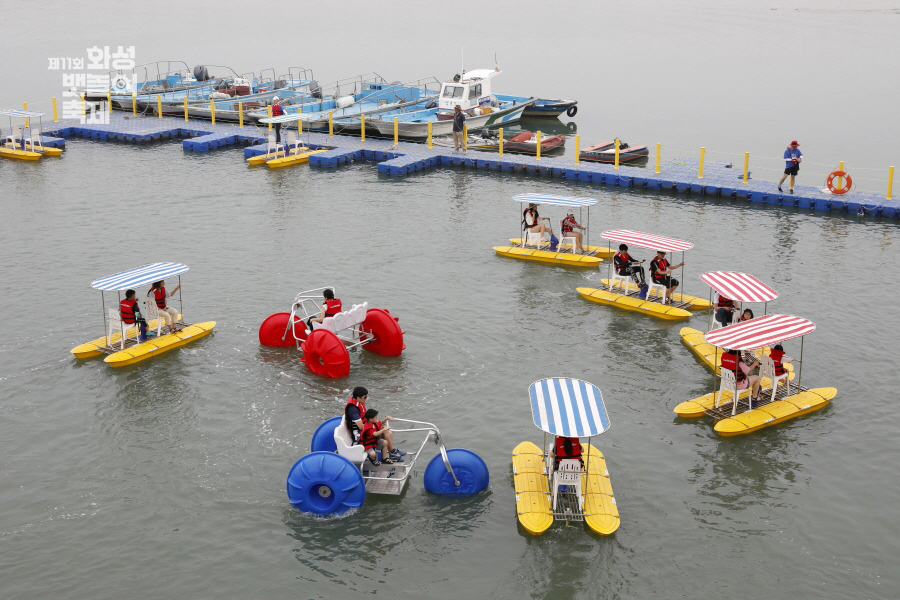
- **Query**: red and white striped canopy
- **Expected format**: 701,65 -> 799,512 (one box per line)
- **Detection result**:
705,314 -> 816,350
601,230 -> 693,252
701,271 -> 778,302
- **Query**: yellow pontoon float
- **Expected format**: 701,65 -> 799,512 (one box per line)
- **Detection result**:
0,109 -> 63,160
674,314 -> 836,435
70,262 -> 216,367
494,193 -> 614,268
513,377 -> 620,536
252,115 -> 327,168
577,230 -> 712,319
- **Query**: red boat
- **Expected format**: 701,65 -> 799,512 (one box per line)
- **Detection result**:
504,130 -> 566,155
580,141 -> 649,163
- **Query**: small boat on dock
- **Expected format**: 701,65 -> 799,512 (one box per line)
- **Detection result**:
522,98 -> 578,118
0,109 -> 63,161
503,130 -> 566,155
513,377 -> 619,536
580,141 -> 649,164
70,263 -> 215,367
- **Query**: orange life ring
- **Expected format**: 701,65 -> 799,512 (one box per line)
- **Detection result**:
826,170 -> 852,195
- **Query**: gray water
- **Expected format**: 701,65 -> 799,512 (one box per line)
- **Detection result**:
3,3 -> 900,599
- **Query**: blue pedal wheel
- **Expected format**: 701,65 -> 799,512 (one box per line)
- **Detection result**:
424,448 -> 489,497
286,452 -> 365,516
310,416 -> 342,453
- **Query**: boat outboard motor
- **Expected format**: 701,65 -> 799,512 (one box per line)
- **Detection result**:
193,65 -> 210,82
481,128 -> 499,140
309,80 -> 322,99
215,79 -> 229,91
424,98 -> 437,109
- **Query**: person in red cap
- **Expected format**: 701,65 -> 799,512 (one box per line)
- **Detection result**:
778,141 -> 803,194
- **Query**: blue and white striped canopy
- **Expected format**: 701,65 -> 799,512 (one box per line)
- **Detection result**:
0,109 -> 45,118
91,263 -> 189,291
513,193 -> 597,207
259,114 -> 306,124
529,378 -> 610,437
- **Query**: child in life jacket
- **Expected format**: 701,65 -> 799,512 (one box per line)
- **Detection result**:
551,436 -> 584,470
769,344 -> 797,378
359,409 -> 395,466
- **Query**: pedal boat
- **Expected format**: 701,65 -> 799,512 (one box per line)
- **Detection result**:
254,115 -> 328,167
513,378 -> 620,536
673,314 -> 836,435
70,262 -> 215,366
0,109 -> 63,161
287,415 -> 489,516
494,193 -> 611,267
577,230 -> 712,319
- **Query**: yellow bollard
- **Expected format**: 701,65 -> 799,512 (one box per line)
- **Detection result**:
157,95 -> 162,119
888,166 -> 894,201
267,105 -> 272,130
210,99 -> 216,125
536,131 -> 541,160
24,102 -> 29,128
82,94 -> 86,117
52,97 -> 58,123
838,160 -> 844,191
132,92 -> 136,115
239,102 -> 243,128
394,117 -> 399,146
107,89 -> 111,113
655,143 -> 661,174
464,124 -> 468,153
498,127 -> 503,156
184,97 -> 188,121
743,152 -> 749,184
299,106 -> 303,135
698,147 -> 706,179
329,111 -> 333,137
614,138 -> 620,169
427,121 -> 432,148
361,114 -> 365,142
574,134 -> 579,165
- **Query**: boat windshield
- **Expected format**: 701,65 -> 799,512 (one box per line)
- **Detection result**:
442,85 -> 464,99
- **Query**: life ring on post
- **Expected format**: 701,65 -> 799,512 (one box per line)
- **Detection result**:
300,329 -> 351,378
826,170 -> 852,195
566,105 -> 578,118
360,308 -> 406,357
259,312 -> 306,346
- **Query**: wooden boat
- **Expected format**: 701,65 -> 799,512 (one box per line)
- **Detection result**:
580,141 -> 649,163
513,378 -> 619,536
503,130 -> 566,155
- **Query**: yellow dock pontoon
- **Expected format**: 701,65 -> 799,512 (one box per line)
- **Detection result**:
70,262 -> 215,367
494,193 -> 611,268
513,377 -> 620,536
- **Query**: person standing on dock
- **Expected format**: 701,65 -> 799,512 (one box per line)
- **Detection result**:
453,105 -> 466,153
271,97 -> 285,143
778,141 -> 803,194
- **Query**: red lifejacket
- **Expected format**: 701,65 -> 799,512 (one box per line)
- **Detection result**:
271,103 -> 284,117
344,398 -> 367,436
769,349 -> 787,376
614,252 -> 632,274
324,298 -> 342,317
721,351 -> 746,382
151,287 -> 167,309
522,208 -> 538,229
360,422 -> 380,450
562,215 -> 576,235
717,295 -> 734,309
120,298 -> 137,324
555,437 -> 582,460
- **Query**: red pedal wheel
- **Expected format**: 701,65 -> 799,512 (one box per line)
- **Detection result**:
300,329 -> 350,378
361,308 -> 406,357
259,312 -> 304,347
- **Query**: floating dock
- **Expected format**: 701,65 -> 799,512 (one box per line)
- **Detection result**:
4,112 -> 896,219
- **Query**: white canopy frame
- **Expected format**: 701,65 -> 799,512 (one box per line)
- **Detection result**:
513,193 -> 598,252
600,230 -> 693,303
700,271 -> 779,330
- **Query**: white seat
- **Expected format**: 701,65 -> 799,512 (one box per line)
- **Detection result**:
349,302 -> 368,325
525,232 -> 547,247
334,416 -> 367,464
558,218 -> 577,253
107,307 -> 138,350
285,130 -> 300,153
264,131 -> 284,159
759,354 -> 791,402
646,281 -> 667,303
717,369 -> 752,415
143,296 -> 164,337
610,273 -> 634,295
24,129 -> 42,152
551,459 -> 584,511
5,126 -> 22,147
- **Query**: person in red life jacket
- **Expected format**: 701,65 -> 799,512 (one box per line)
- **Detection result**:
308,288 -> 342,331
715,293 -> 736,327
739,308 -> 754,323
147,280 -> 181,334
768,344 -> 797,378
344,386 -> 406,459
359,409 -> 398,466
560,209 -> 586,253
271,96 -> 285,143
120,289 -> 149,342
721,348 -> 761,402
613,243 -> 647,290
649,250 -> 685,304
522,203 -> 553,245
551,436 -> 584,470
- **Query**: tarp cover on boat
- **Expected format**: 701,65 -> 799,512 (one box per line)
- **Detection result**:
704,314 -> 815,350
601,230 -> 693,252
513,193 -> 597,207
91,263 -> 189,291
0,109 -> 45,118
701,271 -> 778,303
529,377 -> 610,437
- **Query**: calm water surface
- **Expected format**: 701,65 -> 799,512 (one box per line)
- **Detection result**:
2,2 -> 899,599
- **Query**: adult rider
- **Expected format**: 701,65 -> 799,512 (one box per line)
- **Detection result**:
522,202 -> 553,245
344,386 -> 405,460
307,288 -> 342,330
650,250 -> 685,305
613,244 -> 647,293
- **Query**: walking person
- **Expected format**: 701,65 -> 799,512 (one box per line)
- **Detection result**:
271,96 -> 285,143
778,140 -> 803,194
452,105 -> 466,153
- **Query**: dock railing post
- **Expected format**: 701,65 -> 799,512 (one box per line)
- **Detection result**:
329,111 -> 333,138
157,95 -> 162,119
298,106 -> 302,135
427,121 -> 432,148
699,147 -> 705,179
107,90 -> 111,115
536,131 -> 541,160
888,166 -> 894,200
24,102 -> 29,128
614,138 -> 620,169
267,106 -> 272,131
361,114 -> 365,142
239,102 -> 243,128
82,94 -> 86,118
464,124 -> 468,153
52,97 -> 58,123
132,92 -> 136,115
211,99 -> 216,125
394,117 -> 399,146
574,134 -> 579,165
655,143 -> 661,174
743,152 -> 749,184
838,161 -> 844,190
184,97 -> 188,122
498,127 -> 503,156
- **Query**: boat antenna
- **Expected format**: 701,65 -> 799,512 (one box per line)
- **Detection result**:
495,53 -> 499,71
461,46 -> 464,76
